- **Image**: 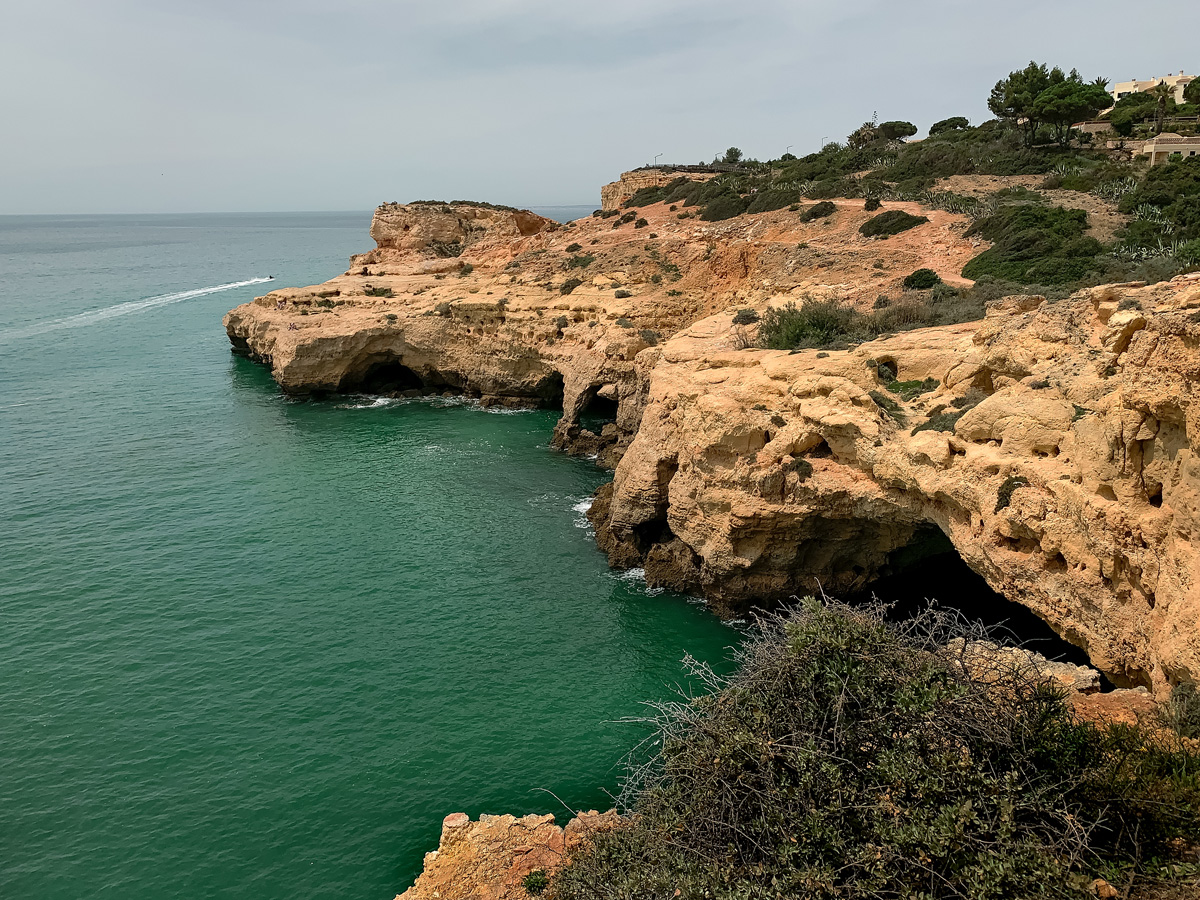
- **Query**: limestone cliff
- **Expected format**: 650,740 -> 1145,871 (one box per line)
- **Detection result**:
225,191 -> 1200,692
592,278 -> 1200,691
600,168 -> 715,210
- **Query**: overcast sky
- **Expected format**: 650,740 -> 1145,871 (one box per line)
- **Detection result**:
1,1 -> 1196,214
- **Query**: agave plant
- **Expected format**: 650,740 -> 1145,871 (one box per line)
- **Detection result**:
1092,177 -> 1138,201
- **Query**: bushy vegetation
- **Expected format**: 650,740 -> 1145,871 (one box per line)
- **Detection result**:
617,62 -> 1199,288
758,299 -> 863,349
756,291 -> 985,351
929,116 -> 970,135
553,600 -> 1200,900
1117,156 -> 1200,258
363,286 -> 393,298
699,191 -> 749,221
798,201 -> 836,222
963,205 -> 1105,285
731,308 -> 760,326
523,870 -> 549,895
860,209 -> 929,238
903,268 -> 943,290
560,277 -> 583,295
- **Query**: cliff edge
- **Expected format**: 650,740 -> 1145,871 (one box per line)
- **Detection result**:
225,194 -> 1200,693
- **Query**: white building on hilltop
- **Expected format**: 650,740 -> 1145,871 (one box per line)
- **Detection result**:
1112,71 -> 1195,104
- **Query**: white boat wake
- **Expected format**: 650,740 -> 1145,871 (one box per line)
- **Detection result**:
0,277 -> 273,342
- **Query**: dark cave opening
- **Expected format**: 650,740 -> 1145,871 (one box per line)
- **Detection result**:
579,391 -> 619,431
845,527 -> 1100,674
536,372 -> 566,410
342,357 -> 425,394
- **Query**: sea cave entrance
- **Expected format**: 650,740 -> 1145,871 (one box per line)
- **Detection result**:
340,354 -> 426,394
577,387 -> 619,431
845,527 -> 1097,672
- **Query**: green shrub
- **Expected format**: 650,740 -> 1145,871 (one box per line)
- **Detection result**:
963,205 -> 1104,285
555,315 -> 569,330
746,189 -> 803,214
553,599 -> 1200,900
758,299 -> 866,350
904,268 -> 943,290
566,254 -> 595,268
456,263 -> 473,277
731,308 -> 760,326
434,301 -> 452,317
912,408 -> 968,434
615,317 -> 633,328
860,209 -> 929,238
799,201 -> 837,222
363,286 -> 393,298
560,277 -> 583,295
565,243 -> 582,252
639,329 -> 660,346
634,218 -> 649,229
864,197 -> 882,211
700,192 -> 749,221
614,290 -> 632,299
522,869 -> 549,896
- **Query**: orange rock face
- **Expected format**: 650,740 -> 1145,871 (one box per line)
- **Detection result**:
224,190 -> 1200,693
595,277 -> 1200,692
395,811 -> 619,900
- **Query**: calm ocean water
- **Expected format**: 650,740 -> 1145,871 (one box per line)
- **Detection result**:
0,210 -> 733,900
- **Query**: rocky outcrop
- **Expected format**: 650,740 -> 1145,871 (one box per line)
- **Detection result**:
350,202 -> 556,275
225,186 -> 1200,692
591,277 -> 1200,692
395,811 -> 619,900
599,168 -> 716,210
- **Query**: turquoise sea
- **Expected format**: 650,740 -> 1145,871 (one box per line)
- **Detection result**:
0,210 -> 735,900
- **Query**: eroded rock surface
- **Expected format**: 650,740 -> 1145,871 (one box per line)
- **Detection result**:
395,811 -> 619,900
225,192 -> 1200,692
593,278 -> 1200,691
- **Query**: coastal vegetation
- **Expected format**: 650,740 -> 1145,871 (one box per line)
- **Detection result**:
756,289 -> 986,351
618,61 -> 1200,293
552,600 -> 1200,900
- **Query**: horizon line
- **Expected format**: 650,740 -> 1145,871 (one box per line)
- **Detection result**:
0,202 -> 601,218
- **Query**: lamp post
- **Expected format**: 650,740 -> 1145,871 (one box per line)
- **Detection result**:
653,153 -> 663,168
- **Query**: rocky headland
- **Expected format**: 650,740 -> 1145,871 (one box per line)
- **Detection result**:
225,183 -> 1200,695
